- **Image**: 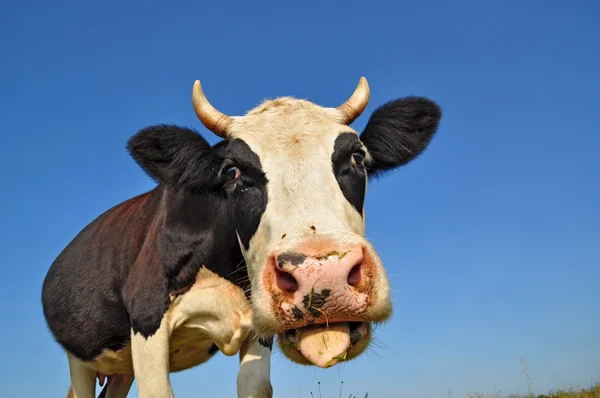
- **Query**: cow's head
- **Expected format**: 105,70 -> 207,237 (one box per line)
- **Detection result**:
128,78 -> 441,368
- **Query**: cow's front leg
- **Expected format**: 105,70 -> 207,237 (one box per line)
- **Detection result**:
131,315 -> 173,398
66,352 -> 97,398
237,334 -> 273,398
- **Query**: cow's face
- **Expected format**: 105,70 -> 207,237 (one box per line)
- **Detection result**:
128,78 -> 441,368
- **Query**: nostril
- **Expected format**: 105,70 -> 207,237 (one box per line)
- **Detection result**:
347,264 -> 361,286
276,269 -> 299,292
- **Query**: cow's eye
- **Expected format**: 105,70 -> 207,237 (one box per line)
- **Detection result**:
225,166 -> 240,181
351,151 -> 365,165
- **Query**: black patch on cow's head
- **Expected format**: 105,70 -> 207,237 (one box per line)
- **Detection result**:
127,125 -> 223,193
127,127 -> 269,264
277,252 -> 307,268
359,97 -> 442,178
222,139 -> 268,250
211,139 -> 229,155
332,133 -> 367,214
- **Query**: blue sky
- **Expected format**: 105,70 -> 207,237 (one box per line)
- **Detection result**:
1,1 -> 599,397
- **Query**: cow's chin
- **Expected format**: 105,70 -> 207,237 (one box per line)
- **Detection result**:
276,321 -> 372,368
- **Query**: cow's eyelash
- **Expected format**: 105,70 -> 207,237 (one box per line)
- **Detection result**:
223,158 -> 264,176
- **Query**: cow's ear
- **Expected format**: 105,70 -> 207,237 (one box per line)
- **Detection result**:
359,97 -> 442,178
127,125 -> 222,191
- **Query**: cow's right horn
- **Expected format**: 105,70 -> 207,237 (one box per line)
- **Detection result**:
192,80 -> 233,139
337,77 -> 370,125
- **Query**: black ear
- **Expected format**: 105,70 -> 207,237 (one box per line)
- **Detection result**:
127,125 -> 223,191
359,97 -> 442,177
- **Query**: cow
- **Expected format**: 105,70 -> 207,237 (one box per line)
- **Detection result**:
41,77 -> 442,398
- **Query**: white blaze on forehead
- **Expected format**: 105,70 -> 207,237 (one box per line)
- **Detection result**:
228,97 -> 366,251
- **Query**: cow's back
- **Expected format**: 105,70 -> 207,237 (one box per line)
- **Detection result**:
42,187 -> 163,361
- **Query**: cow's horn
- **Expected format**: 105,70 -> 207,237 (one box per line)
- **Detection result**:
192,80 -> 233,138
337,77 -> 370,125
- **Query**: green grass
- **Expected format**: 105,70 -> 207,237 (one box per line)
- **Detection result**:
304,359 -> 599,398
464,358 -> 599,398
466,384 -> 600,398
306,382 -> 599,398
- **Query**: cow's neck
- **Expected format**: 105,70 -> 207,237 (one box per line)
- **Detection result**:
158,186 -> 249,297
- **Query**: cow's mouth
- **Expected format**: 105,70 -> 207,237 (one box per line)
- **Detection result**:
277,321 -> 369,368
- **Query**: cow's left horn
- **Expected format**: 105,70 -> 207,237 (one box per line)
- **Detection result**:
192,80 -> 233,138
337,77 -> 370,125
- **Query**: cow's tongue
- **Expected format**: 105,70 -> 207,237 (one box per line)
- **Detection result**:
298,322 -> 350,368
